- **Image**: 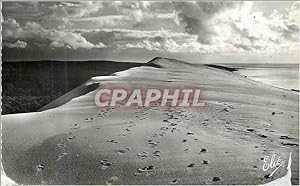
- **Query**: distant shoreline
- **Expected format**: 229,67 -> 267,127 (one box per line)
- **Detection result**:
205,64 -> 299,92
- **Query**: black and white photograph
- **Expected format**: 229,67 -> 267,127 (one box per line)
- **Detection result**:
1,1 -> 299,185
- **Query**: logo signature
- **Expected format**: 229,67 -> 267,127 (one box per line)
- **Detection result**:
262,154 -> 284,177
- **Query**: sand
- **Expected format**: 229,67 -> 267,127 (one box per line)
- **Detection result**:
2,57 -> 299,185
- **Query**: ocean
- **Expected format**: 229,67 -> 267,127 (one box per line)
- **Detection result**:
223,63 -> 299,91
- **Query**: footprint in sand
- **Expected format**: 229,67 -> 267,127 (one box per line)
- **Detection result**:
257,134 -> 267,138
121,133 -> 131,136
127,124 -> 136,128
201,121 -> 208,126
72,126 -> 80,130
123,128 -> 131,132
68,136 -> 76,140
152,134 -> 159,138
85,117 -> 94,123
57,143 -> 66,148
137,151 -> 149,159
202,160 -> 209,165
159,132 -> 166,136
138,165 -> 155,172
281,142 -> 299,146
223,108 -> 230,112
148,140 -> 159,147
160,127 -> 169,131
280,135 -> 292,139
187,163 -> 195,168
36,164 -> 45,172
71,123 -> 80,130
170,179 -> 179,184
171,128 -> 177,132
212,177 -> 221,182
152,150 -> 161,158
56,152 -> 69,161
115,149 -> 126,155
170,123 -> 177,126
107,139 -> 118,144
100,160 -> 111,170
187,132 -> 194,135
246,128 -> 255,132
116,147 -> 130,155
105,176 -> 118,185
197,148 -> 207,154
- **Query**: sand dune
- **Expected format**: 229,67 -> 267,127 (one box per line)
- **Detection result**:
2,57 -> 298,185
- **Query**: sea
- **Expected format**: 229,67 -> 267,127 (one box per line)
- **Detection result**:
223,63 -> 299,91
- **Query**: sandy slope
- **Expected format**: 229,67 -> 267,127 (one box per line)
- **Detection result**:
2,57 -> 299,185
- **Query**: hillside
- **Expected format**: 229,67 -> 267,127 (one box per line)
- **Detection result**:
2,61 -> 144,114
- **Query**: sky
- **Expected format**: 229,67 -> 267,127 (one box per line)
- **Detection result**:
2,1 -> 299,63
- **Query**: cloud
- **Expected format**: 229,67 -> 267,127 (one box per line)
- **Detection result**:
4,40 -> 27,48
174,2 -> 236,44
115,34 -> 209,53
171,1 -> 299,53
79,28 -> 190,41
47,2 -> 101,19
289,2 -> 299,24
2,18 -> 106,49
67,2 -> 178,30
121,40 -> 162,51
78,28 -> 203,52
211,2 -> 299,53
2,18 -> 25,38
70,15 -> 129,29
2,1 -> 299,59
